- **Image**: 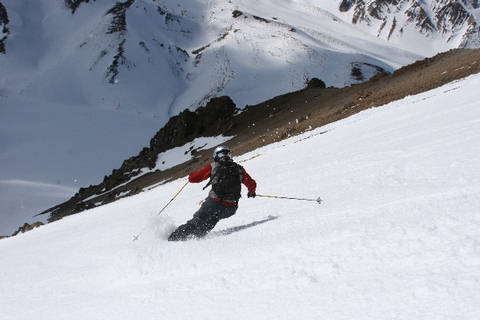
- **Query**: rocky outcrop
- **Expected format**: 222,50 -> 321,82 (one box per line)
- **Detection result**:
104,0 -> 136,84
0,2 -> 9,54
232,10 -> 243,18
106,39 -> 127,84
346,0 -> 398,25
106,0 -> 135,34
11,222 -> 44,236
149,96 -> 237,155
461,15 -> 480,47
405,3 -> 436,34
339,0 -> 354,12
436,2 -> 471,34
41,96 -> 238,221
352,1 -> 368,25
434,1 -> 479,47
306,78 -> 326,89
340,0 -> 479,47
64,0 -> 96,14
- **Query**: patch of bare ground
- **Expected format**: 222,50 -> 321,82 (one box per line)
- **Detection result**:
29,48 -> 480,230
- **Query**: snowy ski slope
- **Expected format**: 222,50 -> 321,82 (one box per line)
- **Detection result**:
1,74 -> 479,319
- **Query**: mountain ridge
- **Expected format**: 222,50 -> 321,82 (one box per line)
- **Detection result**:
339,0 -> 480,50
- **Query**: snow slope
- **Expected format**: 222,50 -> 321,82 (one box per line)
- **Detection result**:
1,74 -> 479,319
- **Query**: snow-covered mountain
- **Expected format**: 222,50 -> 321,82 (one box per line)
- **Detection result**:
2,0 -> 478,113
339,0 -> 480,54
0,0 -> 479,235
1,73 -> 479,319
0,0 -> 421,115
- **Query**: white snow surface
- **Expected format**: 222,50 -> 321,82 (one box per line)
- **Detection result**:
1,74 -> 479,319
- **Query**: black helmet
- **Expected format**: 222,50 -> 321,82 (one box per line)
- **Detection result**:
213,145 -> 231,161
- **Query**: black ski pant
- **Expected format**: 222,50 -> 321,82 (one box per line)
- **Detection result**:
168,197 -> 237,241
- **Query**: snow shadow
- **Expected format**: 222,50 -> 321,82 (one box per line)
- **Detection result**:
211,215 -> 278,238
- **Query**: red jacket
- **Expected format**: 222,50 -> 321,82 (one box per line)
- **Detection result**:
189,163 -> 257,205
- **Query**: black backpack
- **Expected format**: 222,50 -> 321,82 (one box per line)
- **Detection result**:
205,160 -> 242,201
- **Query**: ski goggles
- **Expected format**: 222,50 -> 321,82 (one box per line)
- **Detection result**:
215,150 -> 231,158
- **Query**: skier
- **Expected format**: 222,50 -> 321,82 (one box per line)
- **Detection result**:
168,145 -> 257,241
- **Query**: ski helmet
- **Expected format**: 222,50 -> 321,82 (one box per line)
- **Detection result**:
213,145 -> 231,161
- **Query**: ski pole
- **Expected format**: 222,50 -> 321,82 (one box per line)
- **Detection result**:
133,180 -> 189,241
156,180 -> 189,216
256,194 -> 322,204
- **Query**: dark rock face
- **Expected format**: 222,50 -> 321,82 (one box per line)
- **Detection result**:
340,0 -> 479,46
64,0 -> 96,14
149,96 -> 237,155
367,0 -> 397,20
406,3 -> 436,34
352,1 -> 368,25
106,0 -> 135,34
104,0 -> 135,84
436,2 -> 470,33
351,66 -> 364,81
306,78 -> 326,89
0,3 -> 8,28
43,96 -> 238,221
0,2 -> 9,54
339,0 -> 355,12
351,0 -> 401,25
232,10 -> 243,18
106,39 -> 127,84
462,16 -> 480,47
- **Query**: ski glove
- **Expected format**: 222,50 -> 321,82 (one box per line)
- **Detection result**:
247,193 -> 256,198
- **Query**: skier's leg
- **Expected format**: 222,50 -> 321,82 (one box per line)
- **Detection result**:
217,204 -> 237,220
168,219 -> 198,241
190,198 -> 220,237
192,200 -> 238,237
168,199 -> 238,240
168,198 -> 216,241
191,214 -> 219,238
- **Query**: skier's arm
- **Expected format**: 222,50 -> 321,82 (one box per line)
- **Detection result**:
241,168 -> 257,195
189,164 -> 212,183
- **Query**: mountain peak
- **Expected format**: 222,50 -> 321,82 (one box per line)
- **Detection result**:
339,0 -> 480,50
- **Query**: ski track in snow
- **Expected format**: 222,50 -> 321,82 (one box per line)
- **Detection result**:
1,74 -> 480,319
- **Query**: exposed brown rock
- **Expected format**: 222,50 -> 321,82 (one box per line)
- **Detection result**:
11,222 -> 44,236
